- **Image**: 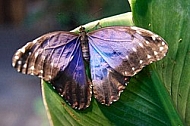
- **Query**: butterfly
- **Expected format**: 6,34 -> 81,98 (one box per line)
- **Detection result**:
12,26 -> 168,110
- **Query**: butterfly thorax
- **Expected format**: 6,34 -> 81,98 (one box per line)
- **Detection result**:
79,27 -> 90,62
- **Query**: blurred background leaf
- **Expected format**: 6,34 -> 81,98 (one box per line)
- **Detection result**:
24,0 -> 130,30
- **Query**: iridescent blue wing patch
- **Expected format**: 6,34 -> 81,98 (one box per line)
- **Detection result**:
12,31 -> 91,109
51,43 -> 91,109
88,26 -> 168,105
89,44 -> 130,105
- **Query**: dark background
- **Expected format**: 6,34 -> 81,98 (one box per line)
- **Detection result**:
0,0 -> 130,125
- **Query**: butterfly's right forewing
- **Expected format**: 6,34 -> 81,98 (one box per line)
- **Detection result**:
12,32 -> 91,109
13,32 -> 76,80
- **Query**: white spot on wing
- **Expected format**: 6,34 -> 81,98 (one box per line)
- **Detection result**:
162,41 -> 165,45
154,51 -> 158,55
18,60 -> 22,65
132,47 -> 137,52
38,75 -> 42,78
12,62 -> 15,67
40,70 -> 43,74
151,35 -> 156,41
132,67 -> 135,71
20,48 -> 26,53
147,54 -> 151,59
145,41 -> 150,44
131,26 -> 138,30
140,60 -> 143,64
34,52 -> 39,58
51,62 -> 54,67
124,71 -> 128,75
159,47 -> 164,51
151,34 -> 158,41
23,63 -> 27,68
33,37 -> 41,43
14,55 -> 19,60
155,34 -> 159,37
136,30 -> 142,34
30,66 -> 35,70
17,68 -> 21,72
33,39 -> 37,43
157,57 -> 161,60
139,43 -> 144,48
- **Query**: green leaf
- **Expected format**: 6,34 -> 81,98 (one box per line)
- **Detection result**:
71,12 -> 134,32
130,0 -> 190,125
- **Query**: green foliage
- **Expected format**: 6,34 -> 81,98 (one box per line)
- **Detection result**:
130,0 -> 190,125
54,0 -> 130,27
25,0 -> 130,29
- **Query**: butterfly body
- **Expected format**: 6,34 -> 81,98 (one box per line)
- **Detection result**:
12,26 -> 168,110
79,27 -> 90,62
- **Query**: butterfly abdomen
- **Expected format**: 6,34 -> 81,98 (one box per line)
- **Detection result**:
79,27 -> 90,62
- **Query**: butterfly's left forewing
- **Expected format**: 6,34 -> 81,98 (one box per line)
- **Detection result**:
88,26 -> 168,105
12,32 -> 78,80
12,31 -> 91,109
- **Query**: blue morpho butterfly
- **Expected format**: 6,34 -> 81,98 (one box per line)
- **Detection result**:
12,25 -> 168,110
